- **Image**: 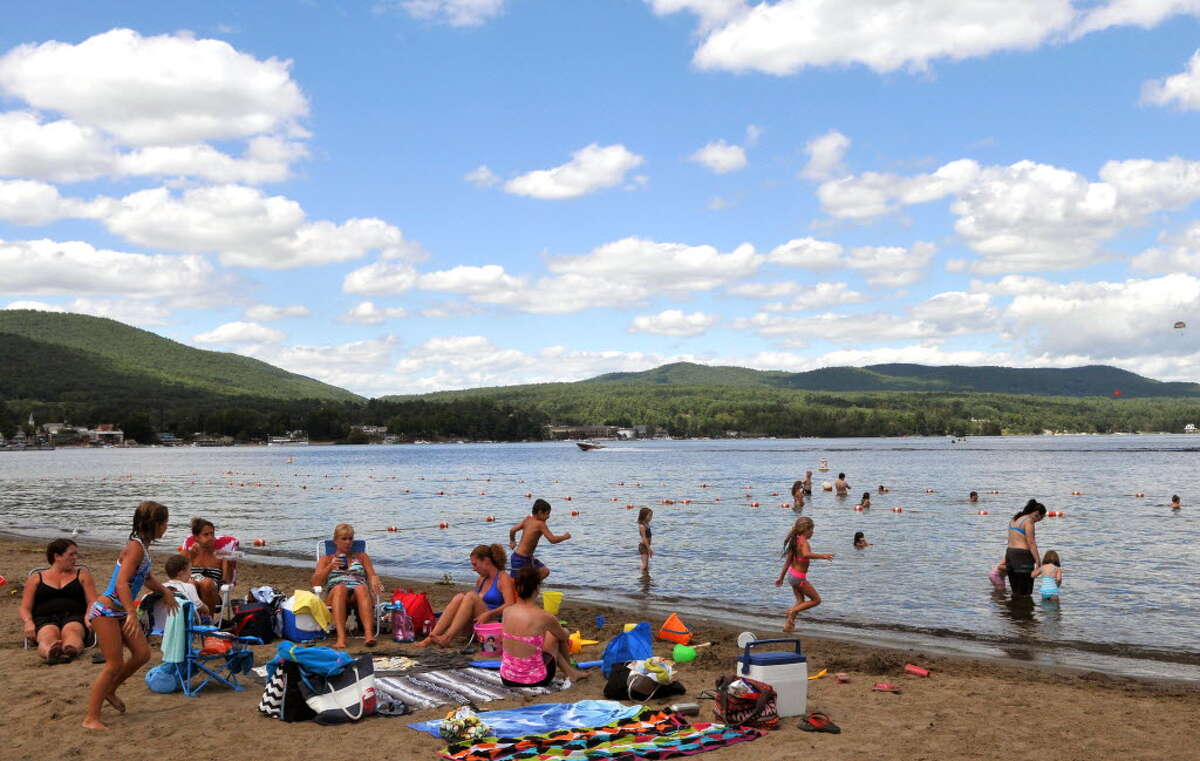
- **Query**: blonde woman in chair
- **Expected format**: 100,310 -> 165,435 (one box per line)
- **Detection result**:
312,524 -> 383,647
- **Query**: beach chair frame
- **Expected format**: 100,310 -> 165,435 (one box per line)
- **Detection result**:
172,601 -> 261,696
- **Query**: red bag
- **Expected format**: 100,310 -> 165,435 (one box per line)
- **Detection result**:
391,589 -> 434,636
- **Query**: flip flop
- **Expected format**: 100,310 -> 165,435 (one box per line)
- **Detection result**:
798,712 -> 841,733
364,637 -> 378,647
872,682 -> 902,693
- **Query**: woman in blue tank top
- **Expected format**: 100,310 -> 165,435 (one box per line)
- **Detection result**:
415,543 -> 515,648
84,501 -> 178,730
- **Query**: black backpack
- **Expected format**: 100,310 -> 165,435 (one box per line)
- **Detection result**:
226,601 -> 276,643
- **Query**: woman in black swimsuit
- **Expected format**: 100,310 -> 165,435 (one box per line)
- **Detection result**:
19,539 -> 97,663
1005,499 -> 1046,596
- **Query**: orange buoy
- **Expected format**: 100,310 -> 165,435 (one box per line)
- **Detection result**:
989,490 -> 1001,494
780,503 -> 790,509
924,489 -> 935,494
252,538 -> 266,547
853,505 -> 864,512
570,510 -> 579,516
700,483 -> 709,488
438,522 -> 448,529
626,504 -> 634,509
744,493 -> 753,498
524,492 -> 532,498
714,497 -> 721,502
892,507 -> 903,513
565,496 -> 573,501
486,515 -> 495,522
771,492 -> 779,497
750,501 -> 760,507
1134,492 -> 1145,498
682,498 -> 691,504
1070,491 -> 1082,496
617,481 -> 625,486
611,497 -> 618,502
437,490 -> 445,495
301,485 -> 307,490
387,526 -> 398,532
977,510 -> 988,516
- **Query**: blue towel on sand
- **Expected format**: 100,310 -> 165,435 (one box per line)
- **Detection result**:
406,700 -> 643,738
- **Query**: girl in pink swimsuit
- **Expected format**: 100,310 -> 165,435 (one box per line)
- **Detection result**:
499,568 -> 590,687
774,516 -> 834,632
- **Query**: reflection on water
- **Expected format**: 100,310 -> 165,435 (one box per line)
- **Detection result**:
2,435 -> 1198,673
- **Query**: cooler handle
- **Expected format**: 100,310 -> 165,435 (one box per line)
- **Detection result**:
739,637 -> 803,671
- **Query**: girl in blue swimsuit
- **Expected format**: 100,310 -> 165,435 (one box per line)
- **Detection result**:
84,501 -> 177,730
415,543 -> 515,648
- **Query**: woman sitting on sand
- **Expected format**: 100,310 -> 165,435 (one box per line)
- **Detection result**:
312,523 -> 383,648
498,567 -> 589,686
20,538 -> 97,663
416,544 -> 515,647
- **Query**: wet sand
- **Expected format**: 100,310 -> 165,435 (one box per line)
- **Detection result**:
1,534 -> 1196,761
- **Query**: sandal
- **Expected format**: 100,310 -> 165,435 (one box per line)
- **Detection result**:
798,712 -> 841,733
872,682 -> 902,693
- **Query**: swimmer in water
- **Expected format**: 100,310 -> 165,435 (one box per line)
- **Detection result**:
834,473 -> 850,497
878,484 -> 889,494
853,531 -> 872,548
857,492 -> 871,509
1169,494 -> 1181,509
969,491 -> 979,503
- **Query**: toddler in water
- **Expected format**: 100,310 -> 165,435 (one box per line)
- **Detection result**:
853,531 -> 872,547
775,517 -> 834,632
987,558 -> 1008,589
1032,550 -> 1063,602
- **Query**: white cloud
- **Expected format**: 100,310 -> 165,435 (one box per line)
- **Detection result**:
244,335 -> 400,395
689,139 -> 747,174
504,144 -> 645,200
464,164 -> 501,187
393,0 -> 506,27
336,301 -> 409,324
1141,50 -> 1200,110
193,321 -> 285,345
818,159 -> 981,219
98,185 -> 421,269
0,28 -> 308,146
629,309 -> 718,336
766,237 -> 845,270
545,236 -> 760,296
745,124 -> 763,146
659,0 -> 1076,75
245,304 -> 310,321
707,196 -> 735,211
1073,0 -> 1200,38
0,238 -> 218,298
4,298 -> 171,326
0,111 -> 115,182
800,130 -> 849,181
1001,273 -> 1200,357
114,137 -> 306,184
343,260 -> 421,295
0,179 -> 110,225
763,282 -> 867,312
417,264 -> 525,295
845,242 -> 936,287
1131,221 -> 1200,273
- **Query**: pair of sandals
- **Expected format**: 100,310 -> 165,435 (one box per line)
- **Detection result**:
797,711 -> 841,733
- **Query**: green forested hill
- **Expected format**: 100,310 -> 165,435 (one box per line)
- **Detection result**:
589,361 -> 1200,397
0,310 -> 361,403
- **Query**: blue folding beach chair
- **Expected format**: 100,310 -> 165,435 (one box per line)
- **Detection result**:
163,601 -> 261,696
313,539 -> 387,636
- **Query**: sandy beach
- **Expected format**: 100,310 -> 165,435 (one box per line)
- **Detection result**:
2,534 -> 1196,761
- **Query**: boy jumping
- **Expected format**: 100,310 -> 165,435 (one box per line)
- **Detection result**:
509,498 -> 571,580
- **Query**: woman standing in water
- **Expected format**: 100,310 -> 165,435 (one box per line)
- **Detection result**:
1005,499 -> 1046,596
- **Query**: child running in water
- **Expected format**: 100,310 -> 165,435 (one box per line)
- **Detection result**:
1032,550 -> 1063,602
509,498 -> 571,581
637,507 -> 653,572
775,517 -> 834,632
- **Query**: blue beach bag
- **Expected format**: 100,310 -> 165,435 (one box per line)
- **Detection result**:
268,641 -> 355,680
600,622 -> 653,677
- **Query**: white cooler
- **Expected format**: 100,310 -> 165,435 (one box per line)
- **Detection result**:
736,638 -> 808,717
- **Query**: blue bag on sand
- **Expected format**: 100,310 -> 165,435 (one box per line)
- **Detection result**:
600,622 -> 653,677
145,663 -> 180,693
268,641 -> 354,680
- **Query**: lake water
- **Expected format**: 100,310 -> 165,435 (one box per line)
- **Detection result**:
3,437 -> 1198,680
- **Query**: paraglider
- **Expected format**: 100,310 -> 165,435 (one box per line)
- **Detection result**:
1174,321 -> 1186,330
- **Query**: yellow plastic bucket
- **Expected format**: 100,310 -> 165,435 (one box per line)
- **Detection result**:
542,590 -> 563,614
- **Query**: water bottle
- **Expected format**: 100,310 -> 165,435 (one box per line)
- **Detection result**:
669,703 -> 700,716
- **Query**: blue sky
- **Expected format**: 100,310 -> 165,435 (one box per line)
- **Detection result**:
4,1 -> 1200,395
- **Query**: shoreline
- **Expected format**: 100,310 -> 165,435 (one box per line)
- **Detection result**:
6,529 -> 1199,688
2,534 -> 1197,760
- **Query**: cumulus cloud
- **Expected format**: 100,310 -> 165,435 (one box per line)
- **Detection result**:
98,185 -> 421,269
1142,50 -> 1200,110
800,130 -> 849,181
245,304 -> 310,321
656,0 -> 1076,75
389,0 -> 506,27
1131,222 -> 1200,273
844,242 -> 936,288
629,309 -> 718,336
343,260 -> 421,295
0,29 -> 307,146
504,144 -> 644,200
689,139 -> 747,174
0,111 -> 115,182
0,179 -> 111,225
727,281 -> 801,299
763,282 -> 867,312
822,157 -> 1200,274
243,335 -> 400,395
4,297 -> 171,326
1000,273 -> 1200,357
336,301 -> 409,324
464,164 -> 501,187
1073,0 -> 1200,38
0,238 -> 218,298
193,321 -> 285,345
765,237 -> 845,270
418,264 -> 525,295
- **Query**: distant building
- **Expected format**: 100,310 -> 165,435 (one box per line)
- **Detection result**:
352,425 -> 388,435
158,433 -> 181,446
544,424 -> 619,440
87,424 -> 125,445
1186,423 -> 1197,433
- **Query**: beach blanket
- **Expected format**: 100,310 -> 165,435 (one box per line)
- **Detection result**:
408,700 -> 643,738
376,667 -> 567,712
438,708 -> 764,761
